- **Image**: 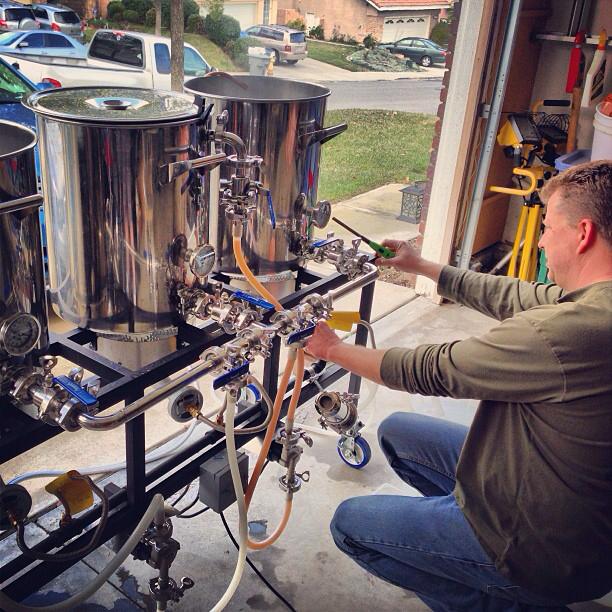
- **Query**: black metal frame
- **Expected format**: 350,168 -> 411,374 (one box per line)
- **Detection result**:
0,268 -> 375,602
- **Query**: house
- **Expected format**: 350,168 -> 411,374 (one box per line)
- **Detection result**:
277,0 -> 453,43
196,0 -> 278,29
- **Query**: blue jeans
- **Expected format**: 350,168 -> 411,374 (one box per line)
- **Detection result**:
330,413 -> 571,612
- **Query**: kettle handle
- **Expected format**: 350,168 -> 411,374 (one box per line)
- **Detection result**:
302,122 -> 348,146
161,152 -> 226,184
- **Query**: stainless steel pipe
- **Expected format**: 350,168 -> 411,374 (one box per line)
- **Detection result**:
76,357 -> 221,431
325,263 -> 378,304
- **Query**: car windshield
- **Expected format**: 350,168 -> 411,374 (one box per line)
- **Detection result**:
54,11 -> 80,24
426,40 -> 444,49
5,8 -> 35,21
0,32 -> 22,46
0,60 -> 34,103
290,32 -> 305,43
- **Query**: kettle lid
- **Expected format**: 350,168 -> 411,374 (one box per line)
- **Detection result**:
24,87 -> 199,124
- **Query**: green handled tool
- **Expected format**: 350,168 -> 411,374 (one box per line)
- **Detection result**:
331,217 -> 396,259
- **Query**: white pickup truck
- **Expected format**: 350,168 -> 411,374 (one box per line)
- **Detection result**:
0,29 -> 212,88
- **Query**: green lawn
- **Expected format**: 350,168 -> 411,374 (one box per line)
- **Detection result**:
318,110 -> 435,202
84,24 -> 237,71
306,40 -> 366,72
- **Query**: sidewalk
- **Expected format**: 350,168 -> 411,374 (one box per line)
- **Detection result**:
272,57 -> 445,82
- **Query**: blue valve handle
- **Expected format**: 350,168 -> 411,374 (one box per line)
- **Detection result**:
213,362 -> 250,390
53,375 -> 98,407
266,191 -> 276,230
232,290 -> 274,311
287,323 -> 316,346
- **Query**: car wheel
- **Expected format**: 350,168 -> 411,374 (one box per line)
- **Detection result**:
18,18 -> 37,30
420,55 -> 432,67
286,59 -> 298,65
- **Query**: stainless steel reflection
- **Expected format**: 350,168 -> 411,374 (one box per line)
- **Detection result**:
29,95 -> 217,334
0,120 -> 48,354
185,76 -> 347,294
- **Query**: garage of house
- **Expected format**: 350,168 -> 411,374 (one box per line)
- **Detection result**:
0,0 -> 610,610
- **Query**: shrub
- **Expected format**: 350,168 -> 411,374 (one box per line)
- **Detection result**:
123,9 -> 140,23
286,18 -> 305,31
362,33 -> 377,49
107,1 -> 124,20
186,14 -> 205,34
204,13 -> 240,47
159,0 -> 199,28
122,0 -> 151,21
430,20 -> 450,47
330,27 -> 357,45
144,7 -> 156,27
225,36 -> 259,70
308,24 -> 324,40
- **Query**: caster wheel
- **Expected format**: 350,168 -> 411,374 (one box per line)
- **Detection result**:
337,436 -> 371,469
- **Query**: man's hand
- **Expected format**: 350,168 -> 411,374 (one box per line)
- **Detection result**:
305,322 -> 342,361
375,239 -> 443,282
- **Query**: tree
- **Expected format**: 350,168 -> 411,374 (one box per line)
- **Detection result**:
154,0 -> 161,35
206,0 -> 223,21
170,0 -> 184,91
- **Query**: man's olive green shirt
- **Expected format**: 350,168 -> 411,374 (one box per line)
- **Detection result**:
380,266 -> 612,601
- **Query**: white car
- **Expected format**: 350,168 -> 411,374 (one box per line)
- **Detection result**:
0,30 -> 87,58
0,29 -> 212,89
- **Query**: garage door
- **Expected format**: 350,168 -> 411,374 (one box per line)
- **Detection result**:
224,2 -> 258,29
382,14 -> 430,42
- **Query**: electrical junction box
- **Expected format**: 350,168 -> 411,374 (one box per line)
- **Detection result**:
199,449 -> 249,513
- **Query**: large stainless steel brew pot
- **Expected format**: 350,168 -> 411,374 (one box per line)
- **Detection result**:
25,87 -> 220,336
185,75 -> 346,294
0,120 -> 47,357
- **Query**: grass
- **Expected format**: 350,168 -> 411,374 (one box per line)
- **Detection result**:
318,109 -> 436,202
84,23 -> 237,71
306,39 -> 366,72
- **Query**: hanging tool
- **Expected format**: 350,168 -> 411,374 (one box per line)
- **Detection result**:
565,31 -> 586,152
581,29 -> 608,108
331,217 -> 395,259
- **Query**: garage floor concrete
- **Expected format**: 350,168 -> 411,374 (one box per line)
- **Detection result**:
2,283 -> 610,611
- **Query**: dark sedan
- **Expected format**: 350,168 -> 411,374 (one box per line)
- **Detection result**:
378,37 -> 447,67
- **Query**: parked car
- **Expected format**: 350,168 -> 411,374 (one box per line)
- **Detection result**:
242,24 -> 307,65
31,3 -> 84,42
0,29 -> 87,58
0,30 -> 212,88
378,37 -> 447,67
0,1 -> 39,32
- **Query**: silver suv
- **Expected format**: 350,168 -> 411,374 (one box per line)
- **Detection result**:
31,3 -> 83,42
243,24 -> 307,65
0,2 -> 39,32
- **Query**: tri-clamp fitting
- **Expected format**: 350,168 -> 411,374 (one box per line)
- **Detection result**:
136,510 -> 194,611
303,234 -> 371,280
9,356 -> 98,431
276,426 -> 312,494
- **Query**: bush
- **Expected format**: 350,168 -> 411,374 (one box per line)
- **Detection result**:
186,14 -> 205,34
204,13 -> 240,47
308,24 -> 324,40
286,18 -> 305,31
206,0 -> 224,21
430,20 -> 450,47
123,9 -> 141,23
362,33 -> 377,49
122,0 -> 151,21
159,0 -> 199,28
144,7 -> 156,27
107,1 -> 124,20
225,36 -> 259,70
330,27 -> 357,45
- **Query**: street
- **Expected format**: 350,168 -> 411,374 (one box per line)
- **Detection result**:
325,78 -> 442,113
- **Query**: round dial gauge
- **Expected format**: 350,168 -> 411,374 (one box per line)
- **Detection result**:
0,313 -> 42,356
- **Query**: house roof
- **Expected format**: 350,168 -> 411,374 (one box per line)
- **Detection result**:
366,0 -> 452,10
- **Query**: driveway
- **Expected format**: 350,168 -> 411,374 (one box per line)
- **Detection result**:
272,57 -> 445,83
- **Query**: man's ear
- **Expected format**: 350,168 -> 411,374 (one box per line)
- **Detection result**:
576,218 -> 596,255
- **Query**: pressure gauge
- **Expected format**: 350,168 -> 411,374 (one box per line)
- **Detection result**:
0,313 -> 42,356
